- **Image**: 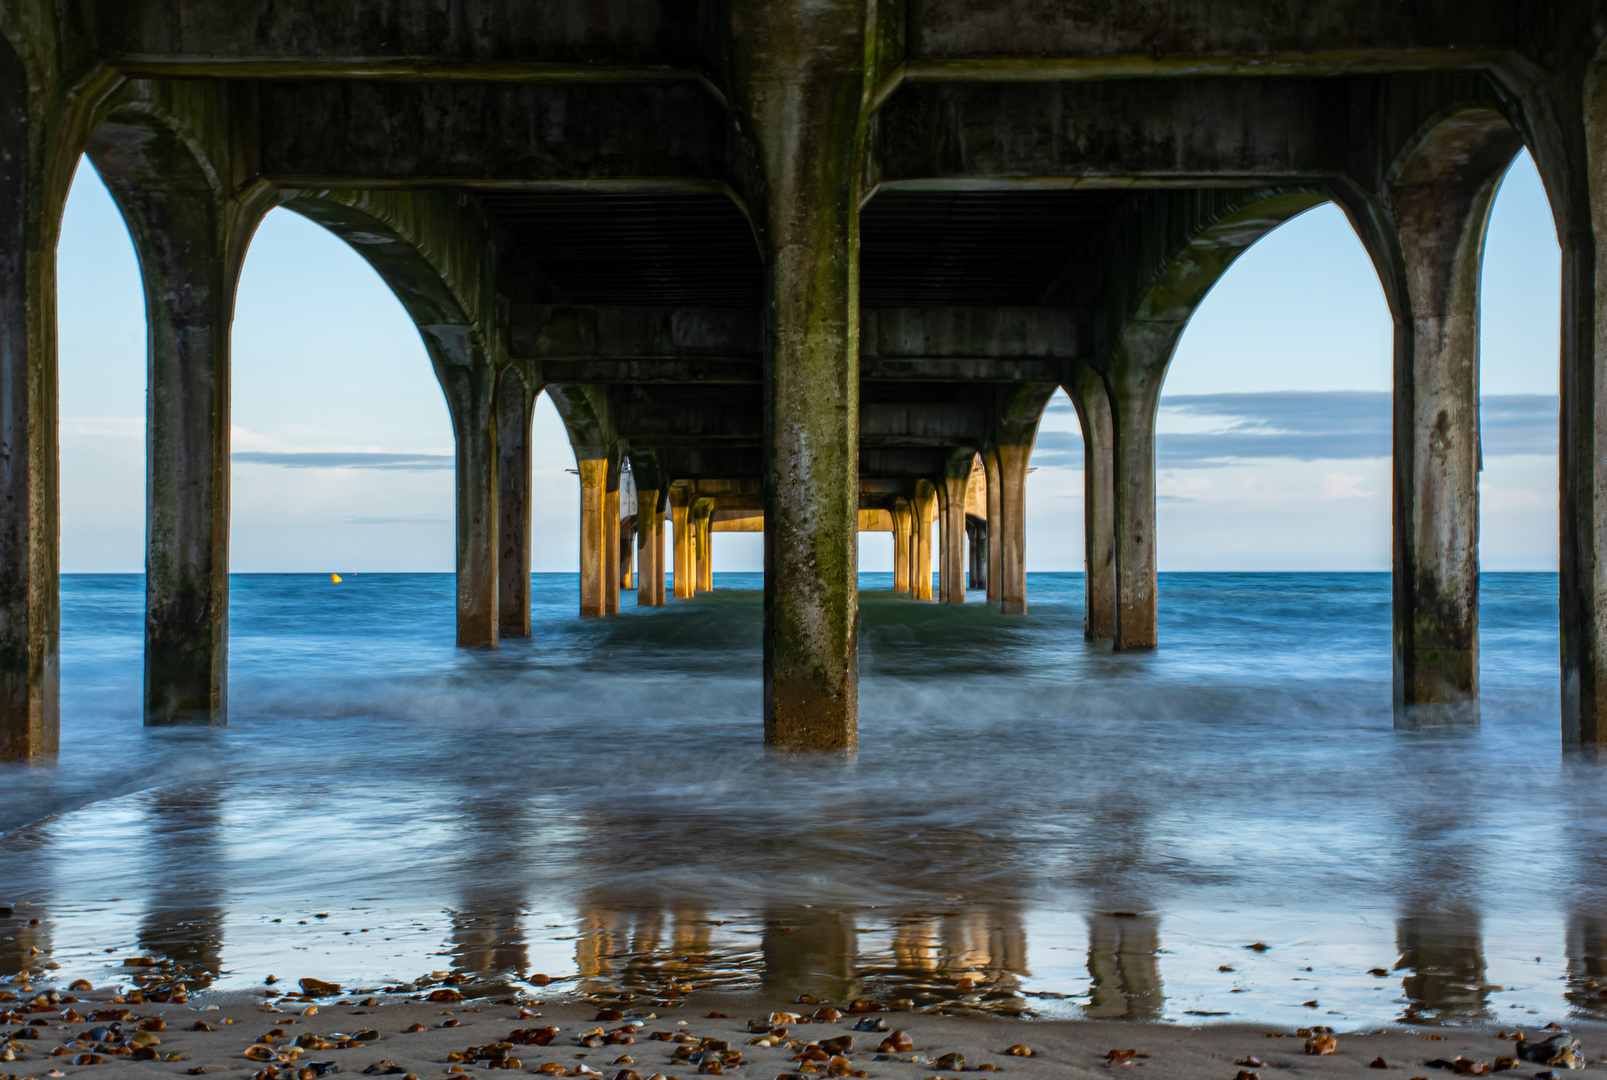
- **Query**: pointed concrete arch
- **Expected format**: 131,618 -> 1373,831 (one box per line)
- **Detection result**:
1328,102 -> 1522,724
279,189 -> 506,649
543,383 -> 617,617
1088,188 -> 1328,650
88,80 -> 278,727
0,18 -> 122,757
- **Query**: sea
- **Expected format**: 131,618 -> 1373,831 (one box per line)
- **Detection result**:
0,571 -> 1599,1029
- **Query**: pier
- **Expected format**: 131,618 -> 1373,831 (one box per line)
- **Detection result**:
0,1 -> 1599,755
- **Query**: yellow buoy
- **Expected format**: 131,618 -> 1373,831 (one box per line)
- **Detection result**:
330,573 -> 342,583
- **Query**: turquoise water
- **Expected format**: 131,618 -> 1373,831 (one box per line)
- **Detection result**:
0,572 -> 1596,1028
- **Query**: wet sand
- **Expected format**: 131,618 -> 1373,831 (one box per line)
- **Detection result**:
3,979 -> 1602,1080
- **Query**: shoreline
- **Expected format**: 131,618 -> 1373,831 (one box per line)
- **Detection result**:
4,975 -> 1604,1080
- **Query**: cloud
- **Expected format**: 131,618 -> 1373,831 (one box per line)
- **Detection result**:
1030,392 -> 1556,468
233,451 -> 453,470
1320,472 -> 1372,500
344,515 -> 451,524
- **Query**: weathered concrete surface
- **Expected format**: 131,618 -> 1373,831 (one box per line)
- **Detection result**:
670,484 -> 694,599
983,447 -> 1002,605
1066,364 -> 1115,641
724,0 -> 871,753
941,460 -> 968,604
1386,109 -> 1521,725
496,367 -> 538,637
0,5 -> 114,757
88,81 -> 273,725
693,497 -> 715,592
892,498 -> 912,592
913,480 -> 936,601
603,471 -> 621,615
578,458 -> 607,617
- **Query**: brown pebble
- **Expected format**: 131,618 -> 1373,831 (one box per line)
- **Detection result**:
1002,1045 -> 1032,1058
1304,1036 -> 1336,1056
1369,1058 -> 1389,1069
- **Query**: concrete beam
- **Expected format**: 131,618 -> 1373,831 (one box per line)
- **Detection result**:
259,81 -> 730,186
872,78 -> 1351,188
902,2 -> 1511,72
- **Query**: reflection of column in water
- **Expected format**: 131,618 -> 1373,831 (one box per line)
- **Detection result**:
1084,913 -> 1163,1020
1565,913 -> 1607,1013
450,791 -> 535,984
1395,913 -> 1490,1021
762,907 -> 857,1003
888,907 -> 1028,985
571,904 -> 721,994
449,902 -> 529,982
137,792 -> 225,978
0,905 -> 52,981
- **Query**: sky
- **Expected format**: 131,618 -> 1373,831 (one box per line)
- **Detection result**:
56,152 -> 1561,575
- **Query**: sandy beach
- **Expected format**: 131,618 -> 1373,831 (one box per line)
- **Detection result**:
3,976 -> 1602,1080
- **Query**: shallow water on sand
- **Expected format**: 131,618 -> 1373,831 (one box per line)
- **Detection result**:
1,572 -> 1600,1028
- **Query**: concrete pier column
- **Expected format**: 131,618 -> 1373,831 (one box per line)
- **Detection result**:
636,493 -> 662,606
966,515 -> 988,592
1066,365 -> 1116,641
0,49 -> 73,757
89,106 -> 281,720
1108,361 -> 1165,648
1385,113 -> 1521,725
892,499 -> 912,592
725,0 -> 868,751
603,457 -> 621,616
439,362 -> 501,646
578,458 -> 607,617
913,481 -> 936,601
495,368 -> 538,638
693,499 -> 715,593
670,485 -> 694,599
95,157 -> 233,722
936,483 -> 949,601
983,447 -> 1003,605
941,465 -> 969,604
620,517 -> 635,592
995,443 -> 1029,614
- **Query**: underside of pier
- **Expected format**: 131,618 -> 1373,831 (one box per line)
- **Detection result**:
2,0 -> 1604,754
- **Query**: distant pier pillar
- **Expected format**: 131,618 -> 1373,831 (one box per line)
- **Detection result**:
603,456 -> 621,616
578,458 -> 607,617
693,499 -> 715,592
995,443 -> 1030,614
1386,112 -> 1520,726
636,492 -> 661,606
941,463 -> 969,604
966,515 -> 988,593
1067,366 -> 1116,641
1109,362 -> 1165,650
892,498 -> 912,593
496,368 -> 538,638
983,448 -> 1003,605
913,481 -> 936,601
670,485 -> 694,599
728,0 -> 866,751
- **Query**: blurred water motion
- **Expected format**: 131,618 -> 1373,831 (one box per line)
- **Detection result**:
1,572 -> 1602,1027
